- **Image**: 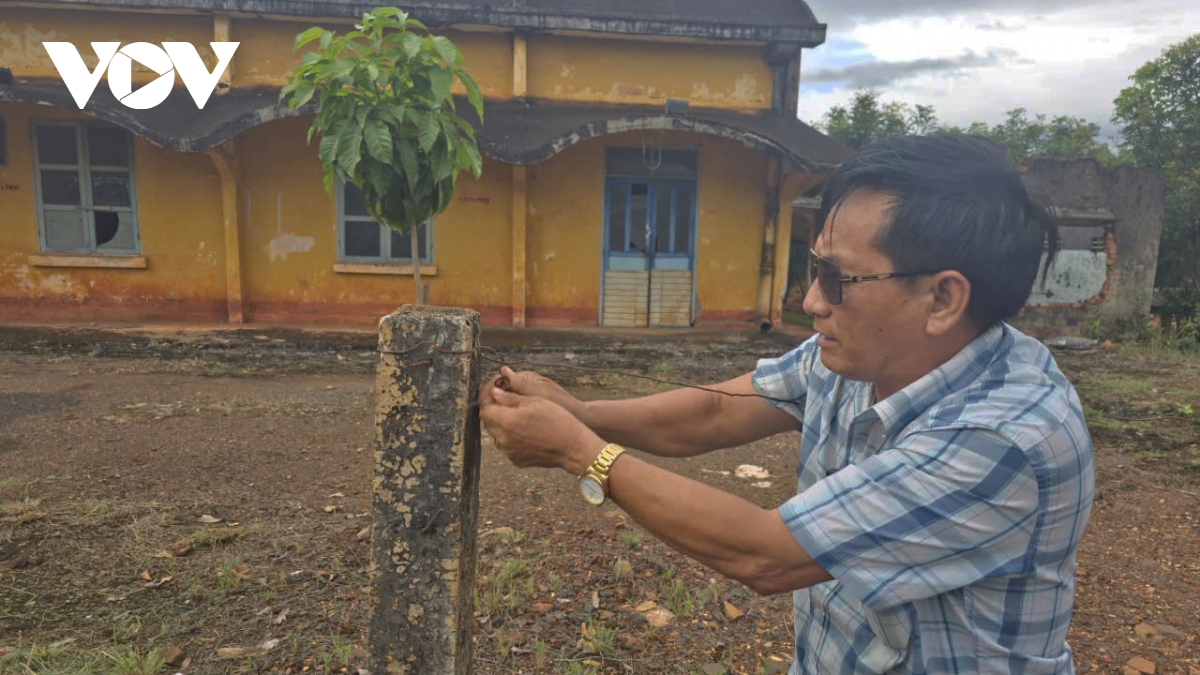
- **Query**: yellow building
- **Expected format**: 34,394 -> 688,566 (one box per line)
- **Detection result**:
0,0 -> 851,328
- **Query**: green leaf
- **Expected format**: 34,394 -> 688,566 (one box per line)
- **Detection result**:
364,118 -> 394,165
337,123 -> 363,171
431,36 -> 458,65
397,139 -> 420,191
401,33 -> 422,58
365,159 -> 393,196
318,122 -> 343,165
295,26 -> 325,51
429,66 -> 453,105
416,111 -> 439,152
292,82 -> 316,111
319,30 -> 333,50
456,70 -> 484,119
327,57 -> 356,80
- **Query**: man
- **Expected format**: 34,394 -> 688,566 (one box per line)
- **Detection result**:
479,135 -> 1095,674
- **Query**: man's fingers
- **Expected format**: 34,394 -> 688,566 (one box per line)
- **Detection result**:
490,387 -> 523,408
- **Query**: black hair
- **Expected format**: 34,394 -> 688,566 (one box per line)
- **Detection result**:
819,134 -> 1060,331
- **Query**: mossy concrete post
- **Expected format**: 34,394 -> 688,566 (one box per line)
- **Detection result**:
369,305 -> 481,675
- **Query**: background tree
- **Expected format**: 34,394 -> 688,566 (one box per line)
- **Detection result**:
1113,33 -> 1200,317
815,91 -> 1115,167
281,7 -> 484,302
819,90 -> 944,149
967,108 -> 1116,167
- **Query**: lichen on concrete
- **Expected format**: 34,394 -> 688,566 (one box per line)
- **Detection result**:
369,305 -> 481,675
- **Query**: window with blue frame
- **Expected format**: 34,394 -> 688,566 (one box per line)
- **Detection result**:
33,122 -> 139,254
338,182 -> 432,264
604,148 -> 697,259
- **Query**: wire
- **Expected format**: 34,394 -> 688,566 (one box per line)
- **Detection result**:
377,342 -> 798,405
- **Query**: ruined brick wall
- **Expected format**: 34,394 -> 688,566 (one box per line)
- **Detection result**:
1014,158 -> 1165,338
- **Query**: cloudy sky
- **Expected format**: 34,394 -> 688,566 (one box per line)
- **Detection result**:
798,0 -> 1200,139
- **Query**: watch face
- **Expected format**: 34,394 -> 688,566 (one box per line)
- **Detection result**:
579,476 -> 605,506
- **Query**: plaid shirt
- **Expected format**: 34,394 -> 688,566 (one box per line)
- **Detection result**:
753,324 -> 1094,675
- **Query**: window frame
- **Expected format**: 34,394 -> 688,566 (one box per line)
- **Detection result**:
31,120 -> 140,255
336,182 -> 434,265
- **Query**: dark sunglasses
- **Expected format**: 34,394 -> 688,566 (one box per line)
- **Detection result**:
810,249 -> 937,305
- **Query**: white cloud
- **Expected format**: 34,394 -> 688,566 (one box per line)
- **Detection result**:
798,0 -> 1200,135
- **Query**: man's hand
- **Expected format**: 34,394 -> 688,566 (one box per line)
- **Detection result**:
490,366 -> 584,417
479,385 -> 604,476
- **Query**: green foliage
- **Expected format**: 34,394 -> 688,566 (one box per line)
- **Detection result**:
1113,34 -> 1200,313
619,528 -> 643,549
815,91 -> 1116,168
281,7 -> 484,297
818,91 -> 942,150
964,108 -> 1117,167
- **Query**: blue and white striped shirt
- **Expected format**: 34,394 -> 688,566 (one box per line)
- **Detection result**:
753,324 -> 1094,675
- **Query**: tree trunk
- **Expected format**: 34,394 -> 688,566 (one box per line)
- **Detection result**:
410,222 -> 424,304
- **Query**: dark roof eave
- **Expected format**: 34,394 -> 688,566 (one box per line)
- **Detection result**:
3,0 -> 828,45
0,82 -> 853,171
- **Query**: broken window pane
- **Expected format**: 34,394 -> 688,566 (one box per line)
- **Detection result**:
629,184 -> 649,253
95,211 -> 136,251
43,210 -> 88,251
87,127 -> 130,167
40,170 -> 82,205
344,220 -> 382,258
91,172 -> 131,207
37,126 -> 78,165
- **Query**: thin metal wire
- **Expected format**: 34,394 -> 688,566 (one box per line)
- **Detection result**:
378,342 -> 798,405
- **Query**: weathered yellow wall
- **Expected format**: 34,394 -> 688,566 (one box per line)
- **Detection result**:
0,9 -> 220,83
232,21 -> 514,99
528,35 -> 773,110
235,116 -> 513,324
0,103 -> 228,321
526,131 -> 769,325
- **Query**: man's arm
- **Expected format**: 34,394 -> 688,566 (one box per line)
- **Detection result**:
502,370 -> 800,457
604,448 -> 832,595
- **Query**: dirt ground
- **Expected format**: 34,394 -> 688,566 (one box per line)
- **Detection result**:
0,325 -> 1197,675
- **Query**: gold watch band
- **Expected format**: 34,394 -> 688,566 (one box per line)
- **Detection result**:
585,443 -> 626,493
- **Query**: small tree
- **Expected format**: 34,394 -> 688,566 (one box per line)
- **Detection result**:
281,7 -> 484,302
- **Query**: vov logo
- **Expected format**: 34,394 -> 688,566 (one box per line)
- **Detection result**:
43,42 -> 239,110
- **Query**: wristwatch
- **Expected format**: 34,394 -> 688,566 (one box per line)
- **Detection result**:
578,443 -> 626,506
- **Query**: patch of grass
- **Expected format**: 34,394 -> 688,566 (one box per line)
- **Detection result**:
103,645 -> 166,675
532,637 -> 549,671
783,310 -> 814,329
620,528 -> 643,549
612,557 -> 632,583
188,526 -> 244,548
329,633 -> 353,672
581,618 -> 617,656
0,642 -> 106,675
0,498 -> 48,525
660,577 -> 695,617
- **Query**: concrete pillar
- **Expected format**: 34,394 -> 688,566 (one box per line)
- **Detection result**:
214,15 -> 234,94
369,306 -> 482,675
205,144 -> 243,324
512,33 -> 528,100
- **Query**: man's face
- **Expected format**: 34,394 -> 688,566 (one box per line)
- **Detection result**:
802,189 -> 934,386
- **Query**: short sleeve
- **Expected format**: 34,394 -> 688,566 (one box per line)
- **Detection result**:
752,336 -> 820,421
779,427 -> 1039,612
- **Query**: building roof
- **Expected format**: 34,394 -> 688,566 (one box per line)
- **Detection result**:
9,0 -> 826,44
0,81 -> 852,171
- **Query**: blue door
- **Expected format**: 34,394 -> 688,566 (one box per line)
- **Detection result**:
602,178 -> 696,326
